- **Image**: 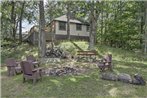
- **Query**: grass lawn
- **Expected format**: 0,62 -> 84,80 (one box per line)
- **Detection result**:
1,41 -> 147,98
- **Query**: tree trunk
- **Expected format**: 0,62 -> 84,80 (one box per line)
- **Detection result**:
67,2 -> 70,40
19,1 -> 25,43
101,3 -> 104,44
140,2 -> 144,52
11,1 -> 16,40
140,11 -> 144,45
89,0 -> 97,50
144,2 -> 147,54
39,0 -> 46,58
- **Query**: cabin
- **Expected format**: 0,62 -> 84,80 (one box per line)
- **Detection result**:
26,15 -> 90,44
48,15 -> 90,41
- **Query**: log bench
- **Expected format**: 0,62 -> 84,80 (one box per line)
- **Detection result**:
77,50 -> 97,56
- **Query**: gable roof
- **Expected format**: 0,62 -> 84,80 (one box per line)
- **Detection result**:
53,15 -> 89,25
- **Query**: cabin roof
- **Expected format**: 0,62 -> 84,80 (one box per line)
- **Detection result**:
53,15 -> 89,25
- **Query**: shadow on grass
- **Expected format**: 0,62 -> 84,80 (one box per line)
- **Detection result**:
113,60 -> 147,72
113,60 -> 147,69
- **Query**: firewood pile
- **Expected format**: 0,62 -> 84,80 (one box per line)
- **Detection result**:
45,47 -> 68,58
44,66 -> 85,76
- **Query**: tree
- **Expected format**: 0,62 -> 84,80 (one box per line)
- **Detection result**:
45,1 -> 66,23
140,2 -> 144,48
66,1 -> 71,40
11,1 -> 16,40
1,1 -> 38,41
19,1 -> 25,43
144,1 -> 147,54
89,0 -> 98,50
1,1 -> 12,39
39,0 -> 46,58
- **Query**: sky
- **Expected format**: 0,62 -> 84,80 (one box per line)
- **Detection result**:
22,21 -> 34,33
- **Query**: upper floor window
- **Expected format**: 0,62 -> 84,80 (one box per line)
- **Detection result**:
76,24 -> 82,31
59,21 -> 66,30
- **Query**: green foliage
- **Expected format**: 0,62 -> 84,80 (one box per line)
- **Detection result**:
45,1 -> 66,23
1,40 -> 38,64
96,1 -> 143,50
1,1 -> 38,40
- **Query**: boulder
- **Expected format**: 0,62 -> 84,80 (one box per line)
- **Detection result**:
100,72 -> 118,81
132,74 -> 146,85
100,72 -> 146,86
118,73 -> 132,83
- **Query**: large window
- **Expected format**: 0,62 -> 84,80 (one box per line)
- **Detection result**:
59,21 -> 66,30
76,24 -> 82,31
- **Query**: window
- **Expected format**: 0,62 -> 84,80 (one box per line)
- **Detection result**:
76,24 -> 82,31
86,26 -> 89,32
59,21 -> 66,30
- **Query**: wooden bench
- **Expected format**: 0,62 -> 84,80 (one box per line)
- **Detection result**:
77,50 -> 98,62
77,50 -> 97,57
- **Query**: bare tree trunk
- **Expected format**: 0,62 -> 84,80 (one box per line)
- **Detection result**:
67,1 -> 70,40
11,1 -> 16,40
89,0 -> 97,50
144,2 -> 147,54
89,15 -> 93,49
19,1 -> 25,43
140,7 -> 144,45
39,1 -> 46,58
101,2 -> 104,44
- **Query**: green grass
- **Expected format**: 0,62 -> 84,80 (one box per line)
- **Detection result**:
1,41 -> 147,98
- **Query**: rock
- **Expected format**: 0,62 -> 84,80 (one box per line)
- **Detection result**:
100,72 -> 146,86
44,58 -> 61,63
132,74 -> 146,85
44,66 -> 84,76
132,78 -> 141,85
100,72 -> 118,81
118,73 -> 132,83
